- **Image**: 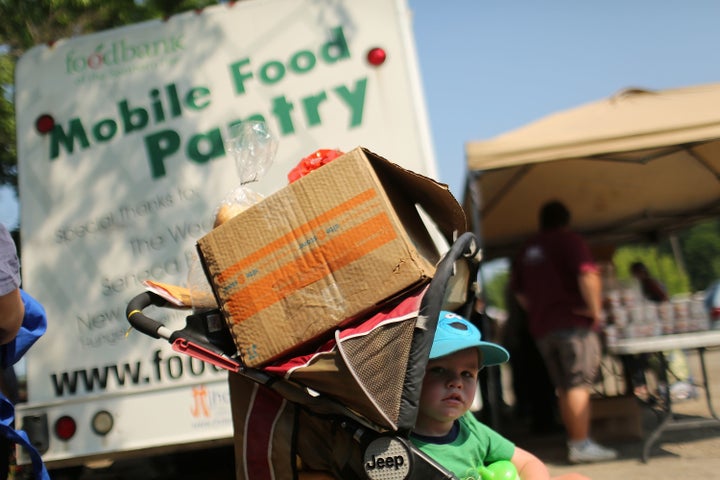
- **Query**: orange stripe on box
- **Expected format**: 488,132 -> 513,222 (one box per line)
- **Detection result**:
229,197 -> 384,284
224,212 -> 398,322
216,188 -> 379,284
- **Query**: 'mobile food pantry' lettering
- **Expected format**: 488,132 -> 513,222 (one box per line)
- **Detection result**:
48,26 -> 365,178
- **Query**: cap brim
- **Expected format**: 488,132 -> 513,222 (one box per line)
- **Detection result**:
478,343 -> 510,367
430,339 -> 509,366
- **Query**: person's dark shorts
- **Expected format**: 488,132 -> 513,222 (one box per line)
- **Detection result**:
536,328 -> 601,390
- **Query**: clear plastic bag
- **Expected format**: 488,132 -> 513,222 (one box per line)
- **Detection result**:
213,120 -> 278,227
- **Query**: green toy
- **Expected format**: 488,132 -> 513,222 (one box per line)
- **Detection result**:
475,460 -> 519,480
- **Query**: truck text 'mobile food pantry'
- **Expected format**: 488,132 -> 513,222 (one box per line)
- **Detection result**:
13,0 -> 441,475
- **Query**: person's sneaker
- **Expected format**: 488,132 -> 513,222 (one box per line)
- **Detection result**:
568,439 -> 618,464
670,381 -> 698,401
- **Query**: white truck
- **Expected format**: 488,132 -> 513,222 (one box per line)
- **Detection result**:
13,0 -> 438,476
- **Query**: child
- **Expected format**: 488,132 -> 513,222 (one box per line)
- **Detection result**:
411,311 -> 590,480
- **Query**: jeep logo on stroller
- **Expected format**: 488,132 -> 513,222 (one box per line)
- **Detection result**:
364,437 -> 411,479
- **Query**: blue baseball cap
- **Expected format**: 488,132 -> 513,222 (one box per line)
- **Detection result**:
430,311 -> 510,367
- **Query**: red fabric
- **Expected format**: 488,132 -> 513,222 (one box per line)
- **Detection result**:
264,285 -> 426,377
244,385 -> 285,480
510,229 -> 598,339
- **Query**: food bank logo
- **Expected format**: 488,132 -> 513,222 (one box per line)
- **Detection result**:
190,385 -> 231,419
65,35 -> 184,74
191,385 -> 211,418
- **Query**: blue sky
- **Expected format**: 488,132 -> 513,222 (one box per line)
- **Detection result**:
409,0 -> 720,198
3,1 -> 720,229
0,187 -> 16,229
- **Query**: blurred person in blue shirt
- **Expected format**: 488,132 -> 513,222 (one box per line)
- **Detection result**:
0,224 -> 50,480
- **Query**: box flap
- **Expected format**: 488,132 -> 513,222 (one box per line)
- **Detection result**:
359,147 -> 467,244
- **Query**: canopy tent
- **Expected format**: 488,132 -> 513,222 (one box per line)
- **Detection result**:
463,83 -> 720,260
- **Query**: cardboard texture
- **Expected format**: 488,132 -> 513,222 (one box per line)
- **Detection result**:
197,147 -> 466,367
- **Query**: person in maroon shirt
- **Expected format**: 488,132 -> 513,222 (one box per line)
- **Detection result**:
511,201 -> 618,464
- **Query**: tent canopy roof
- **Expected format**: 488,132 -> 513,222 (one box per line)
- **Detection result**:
464,83 -> 720,259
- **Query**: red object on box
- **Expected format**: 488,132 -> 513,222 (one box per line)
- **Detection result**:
287,149 -> 344,183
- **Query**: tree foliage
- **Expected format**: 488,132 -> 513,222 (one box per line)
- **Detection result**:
677,219 -> 720,291
612,244 -> 691,296
482,268 -> 509,312
0,54 -> 16,188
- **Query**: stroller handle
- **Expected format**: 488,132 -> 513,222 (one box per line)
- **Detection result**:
126,290 -> 239,371
421,231 -> 479,316
394,230 -> 480,434
126,291 -> 175,340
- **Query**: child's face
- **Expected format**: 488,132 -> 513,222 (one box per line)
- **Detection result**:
415,347 -> 481,436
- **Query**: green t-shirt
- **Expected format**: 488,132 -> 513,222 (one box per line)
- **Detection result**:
410,411 -> 515,480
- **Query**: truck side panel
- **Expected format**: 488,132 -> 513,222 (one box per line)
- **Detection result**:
15,0 -> 436,468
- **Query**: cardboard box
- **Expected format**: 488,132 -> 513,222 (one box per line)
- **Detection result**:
197,147 -> 465,367
590,395 -> 644,442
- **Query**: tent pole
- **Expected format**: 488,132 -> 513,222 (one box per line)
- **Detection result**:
669,233 -> 689,279
465,170 -> 503,430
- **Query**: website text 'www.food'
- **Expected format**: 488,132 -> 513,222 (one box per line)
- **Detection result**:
50,349 -> 225,397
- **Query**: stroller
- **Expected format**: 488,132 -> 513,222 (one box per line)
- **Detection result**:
126,231 -> 482,480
